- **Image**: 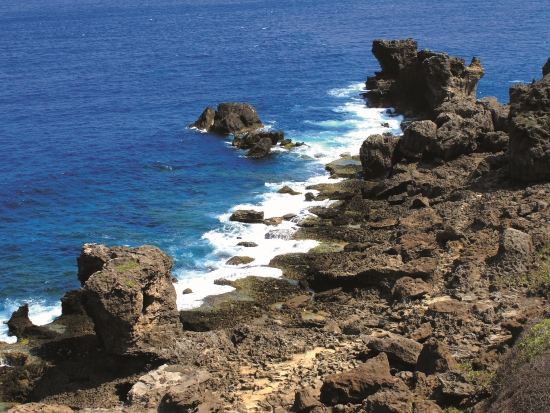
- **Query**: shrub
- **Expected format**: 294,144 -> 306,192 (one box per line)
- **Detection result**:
487,319 -> 550,413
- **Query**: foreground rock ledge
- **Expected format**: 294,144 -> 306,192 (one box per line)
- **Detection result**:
80,243 -> 183,357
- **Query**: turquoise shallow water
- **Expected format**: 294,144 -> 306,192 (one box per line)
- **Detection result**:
1,0 -> 549,341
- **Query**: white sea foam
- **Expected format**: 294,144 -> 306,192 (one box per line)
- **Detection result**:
175,82 -> 403,311
0,300 -> 61,344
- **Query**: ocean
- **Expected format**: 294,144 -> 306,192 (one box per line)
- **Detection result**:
1,0 -> 549,343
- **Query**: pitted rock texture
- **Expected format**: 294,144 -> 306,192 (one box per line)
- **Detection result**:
80,244 -> 183,357
365,38 -> 484,115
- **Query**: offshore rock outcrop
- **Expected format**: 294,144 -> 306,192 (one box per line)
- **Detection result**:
189,102 -> 263,134
80,243 -> 183,357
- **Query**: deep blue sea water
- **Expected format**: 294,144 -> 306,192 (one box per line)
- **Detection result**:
1,0 -> 549,341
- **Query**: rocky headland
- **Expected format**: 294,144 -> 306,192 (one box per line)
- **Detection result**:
2,40 -> 550,413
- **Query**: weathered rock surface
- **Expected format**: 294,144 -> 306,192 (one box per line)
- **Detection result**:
188,106 -> 216,130
416,339 -> 457,375
365,38 -> 484,115
81,244 -> 183,357
363,332 -> 423,366
398,120 -> 437,160
508,72 -> 550,181
127,364 -> 211,411
320,353 -> 393,405
229,209 -> 264,223
392,276 -> 432,300
7,304 -> 59,341
245,136 -> 272,158
6,403 -> 74,413
233,130 -> 284,149
190,102 -> 263,134
359,133 -> 401,181
292,389 -> 324,413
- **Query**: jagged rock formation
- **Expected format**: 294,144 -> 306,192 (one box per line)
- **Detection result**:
189,102 -> 263,134
80,244 -> 183,357
365,38 -> 484,116
508,71 -> 550,181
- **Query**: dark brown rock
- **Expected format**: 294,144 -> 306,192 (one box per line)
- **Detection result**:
416,338 -> 457,375
320,353 -> 394,405
237,241 -> 258,247
508,74 -> 550,181
360,134 -> 401,181
245,137 -> 272,158
413,400 -> 441,413
365,388 -> 414,413
481,131 -> 509,153
479,97 -> 509,132
278,186 -> 302,195
7,304 -> 59,341
210,102 -> 263,134
81,244 -> 183,357
410,322 -> 433,342
426,116 -> 477,161
237,130 -> 284,149
229,209 -> 264,223
293,389 -> 324,413
225,256 -> 255,265
60,289 -> 87,316
543,56 -> 550,77
363,332 -> 423,366
189,106 -> 216,130
399,120 -> 437,160
392,277 -> 432,300
366,39 -> 484,115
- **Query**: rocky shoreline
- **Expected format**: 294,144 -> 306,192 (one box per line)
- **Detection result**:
2,39 -> 550,413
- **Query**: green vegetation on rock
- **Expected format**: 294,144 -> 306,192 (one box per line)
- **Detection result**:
516,318 -> 550,365
115,260 -> 139,273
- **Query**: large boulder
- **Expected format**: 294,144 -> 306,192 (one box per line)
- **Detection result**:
320,352 -> 394,405
80,244 -> 183,357
360,133 -> 401,181
189,102 -> 263,134
245,137 -> 273,158
188,106 -> 216,131
229,209 -> 264,223
479,97 -> 510,132
365,39 -> 484,115
210,102 -> 263,134
416,338 -> 457,375
508,72 -> 550,181
363,332 -> 423,366
398,120 -> 437,160
426,116 -> 477,161
234,130 -> 284,150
